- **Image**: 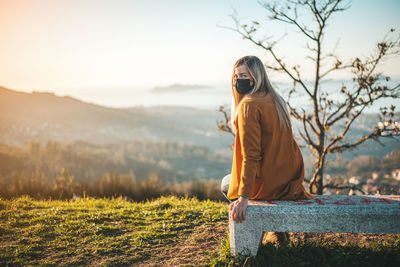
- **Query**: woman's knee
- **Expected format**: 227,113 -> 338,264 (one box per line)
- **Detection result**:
221,173 -> 231,193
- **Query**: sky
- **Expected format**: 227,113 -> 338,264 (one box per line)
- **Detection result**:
0,0 -> 399,104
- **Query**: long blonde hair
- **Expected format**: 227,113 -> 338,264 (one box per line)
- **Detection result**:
229,55 -> 292,133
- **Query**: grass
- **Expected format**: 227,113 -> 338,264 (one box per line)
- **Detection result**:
1,195 -> 399,266
0,194 -> 227,266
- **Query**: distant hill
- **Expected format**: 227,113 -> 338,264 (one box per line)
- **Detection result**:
0,86 -> 145,128
0,86 -> 232,156
0,85 -> 398,161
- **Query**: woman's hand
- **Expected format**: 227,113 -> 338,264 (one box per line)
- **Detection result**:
229,197 -> 249,223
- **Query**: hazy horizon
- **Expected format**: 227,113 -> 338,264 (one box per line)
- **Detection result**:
3,77 -> 398,114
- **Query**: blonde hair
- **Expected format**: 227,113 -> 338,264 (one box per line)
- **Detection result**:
229,55 -> 292,133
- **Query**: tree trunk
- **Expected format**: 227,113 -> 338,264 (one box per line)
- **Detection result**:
309,154 -> 325,195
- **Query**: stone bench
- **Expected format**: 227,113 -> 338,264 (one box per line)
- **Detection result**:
228,195 -> 400,257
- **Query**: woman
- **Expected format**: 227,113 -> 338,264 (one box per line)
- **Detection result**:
221,55 -> 316,244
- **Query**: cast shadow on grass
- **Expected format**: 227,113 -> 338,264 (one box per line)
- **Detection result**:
209,233 -> 400,267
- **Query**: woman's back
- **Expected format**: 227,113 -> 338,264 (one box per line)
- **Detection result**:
227,92 -> 315,201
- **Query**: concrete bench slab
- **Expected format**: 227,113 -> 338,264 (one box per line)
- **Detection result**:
228,195 -> 400,257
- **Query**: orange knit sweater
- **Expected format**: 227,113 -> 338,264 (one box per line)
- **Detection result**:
227,93 -> 316,201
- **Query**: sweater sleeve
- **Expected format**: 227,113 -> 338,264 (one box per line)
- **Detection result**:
237,101 -> 262,197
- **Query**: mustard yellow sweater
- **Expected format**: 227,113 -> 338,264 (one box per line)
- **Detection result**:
227,93 -> 316,201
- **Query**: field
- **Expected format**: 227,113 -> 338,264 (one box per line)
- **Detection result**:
1,195 -> 399,266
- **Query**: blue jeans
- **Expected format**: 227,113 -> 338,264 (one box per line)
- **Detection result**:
221,173 -> 238,203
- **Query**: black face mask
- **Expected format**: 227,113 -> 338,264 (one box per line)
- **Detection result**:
235,78 -> 254,94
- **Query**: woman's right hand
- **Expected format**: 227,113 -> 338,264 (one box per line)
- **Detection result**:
230,197 -> 248,223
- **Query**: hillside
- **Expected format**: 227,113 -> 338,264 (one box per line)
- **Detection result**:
1,85 -> 400,189
0,86 -> 232,156
1,85 -> 399,161
0,139 -> 233,190
1,196 -> 399,266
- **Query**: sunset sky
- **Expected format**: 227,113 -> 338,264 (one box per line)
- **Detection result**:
0,0 -> 399,103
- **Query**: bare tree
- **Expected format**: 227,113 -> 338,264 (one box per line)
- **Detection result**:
216,0 -> 400,195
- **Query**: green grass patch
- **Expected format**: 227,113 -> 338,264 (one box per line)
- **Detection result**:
0,194 -> 227,266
